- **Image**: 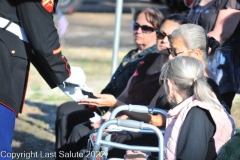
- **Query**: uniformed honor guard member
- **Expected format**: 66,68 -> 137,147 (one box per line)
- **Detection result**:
0,0 -> 89,158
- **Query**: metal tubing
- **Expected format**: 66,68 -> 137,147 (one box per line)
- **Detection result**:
92,120 -> 164,160
111,0 -> 123,75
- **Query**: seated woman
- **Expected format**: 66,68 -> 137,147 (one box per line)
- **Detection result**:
63,15 -> 191,158
125,56 -> 235,160
55,7 -> 164,156
58,9 -> 165,156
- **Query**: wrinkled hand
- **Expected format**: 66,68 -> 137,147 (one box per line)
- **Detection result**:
124,150 -> 147,160
79,93 -> 117,107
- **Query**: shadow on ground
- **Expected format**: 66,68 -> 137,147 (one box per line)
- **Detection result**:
12,100 -> 58,160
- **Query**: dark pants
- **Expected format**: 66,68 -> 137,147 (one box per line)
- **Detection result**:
66,121 -> 94,153
221,91 -> 236,110
55,102 -> 94,152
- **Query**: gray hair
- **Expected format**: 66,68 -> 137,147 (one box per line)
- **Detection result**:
170,24 -> 207,61
160,56 -> 221,109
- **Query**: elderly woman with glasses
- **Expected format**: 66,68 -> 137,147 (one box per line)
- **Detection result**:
167,24 -> 224,103
167,24 -> 215,78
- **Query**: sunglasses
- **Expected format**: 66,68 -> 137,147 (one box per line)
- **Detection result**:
156,30 -> 171,40
133,21 -> 156,34
167,48 -> 192,57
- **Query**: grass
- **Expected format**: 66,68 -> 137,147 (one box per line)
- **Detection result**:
12,46 -> 240,159
232,94 -> 240,128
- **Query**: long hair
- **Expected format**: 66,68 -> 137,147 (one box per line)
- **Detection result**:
133,7 -> 164,29
160,56 -> 222,110
170,24 -> 208,62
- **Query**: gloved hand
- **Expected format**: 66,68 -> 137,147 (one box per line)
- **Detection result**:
59,66 -> 93,102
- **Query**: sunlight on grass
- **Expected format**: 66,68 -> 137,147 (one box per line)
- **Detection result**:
232,94 -> 240,128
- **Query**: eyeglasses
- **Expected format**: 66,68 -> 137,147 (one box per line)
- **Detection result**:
156,30 -> 171,40
133,21 -> 156,34
167,48 -> 192,57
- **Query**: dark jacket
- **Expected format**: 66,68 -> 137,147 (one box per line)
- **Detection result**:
101,45 -> 159,97
0,0 -> 70,115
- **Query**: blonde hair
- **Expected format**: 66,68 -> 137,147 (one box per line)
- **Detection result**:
160,56 -> 221,109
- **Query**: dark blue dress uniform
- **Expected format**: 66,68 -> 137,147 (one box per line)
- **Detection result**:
0,0 -> 71,115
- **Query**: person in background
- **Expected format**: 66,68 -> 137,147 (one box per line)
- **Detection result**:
188,0 -> 240,110
0,0 -> 87,159
125,56 -> 235,160
55,7 -> 164,157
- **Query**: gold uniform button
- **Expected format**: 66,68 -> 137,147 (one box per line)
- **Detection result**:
11,50 -> 16,54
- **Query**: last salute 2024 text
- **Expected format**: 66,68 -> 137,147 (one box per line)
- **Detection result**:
58,151 -> 106,158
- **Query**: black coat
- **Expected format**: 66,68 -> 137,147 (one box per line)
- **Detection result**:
0,0 -> 70,115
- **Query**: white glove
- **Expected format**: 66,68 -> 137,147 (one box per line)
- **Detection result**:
59,84 -> 87,102
64,66 -> 93,92
59,66 -> 93,102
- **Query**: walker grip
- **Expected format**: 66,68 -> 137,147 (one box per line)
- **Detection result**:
117,119 -> 144,129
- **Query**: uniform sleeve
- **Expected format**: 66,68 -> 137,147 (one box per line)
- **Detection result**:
176,107 -> 216,160
16,0 -> 70,88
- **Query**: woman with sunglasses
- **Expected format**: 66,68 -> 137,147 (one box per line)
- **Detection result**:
55,7 -> 164,158
125,56 -> 235,160
110,14 -> 192,125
